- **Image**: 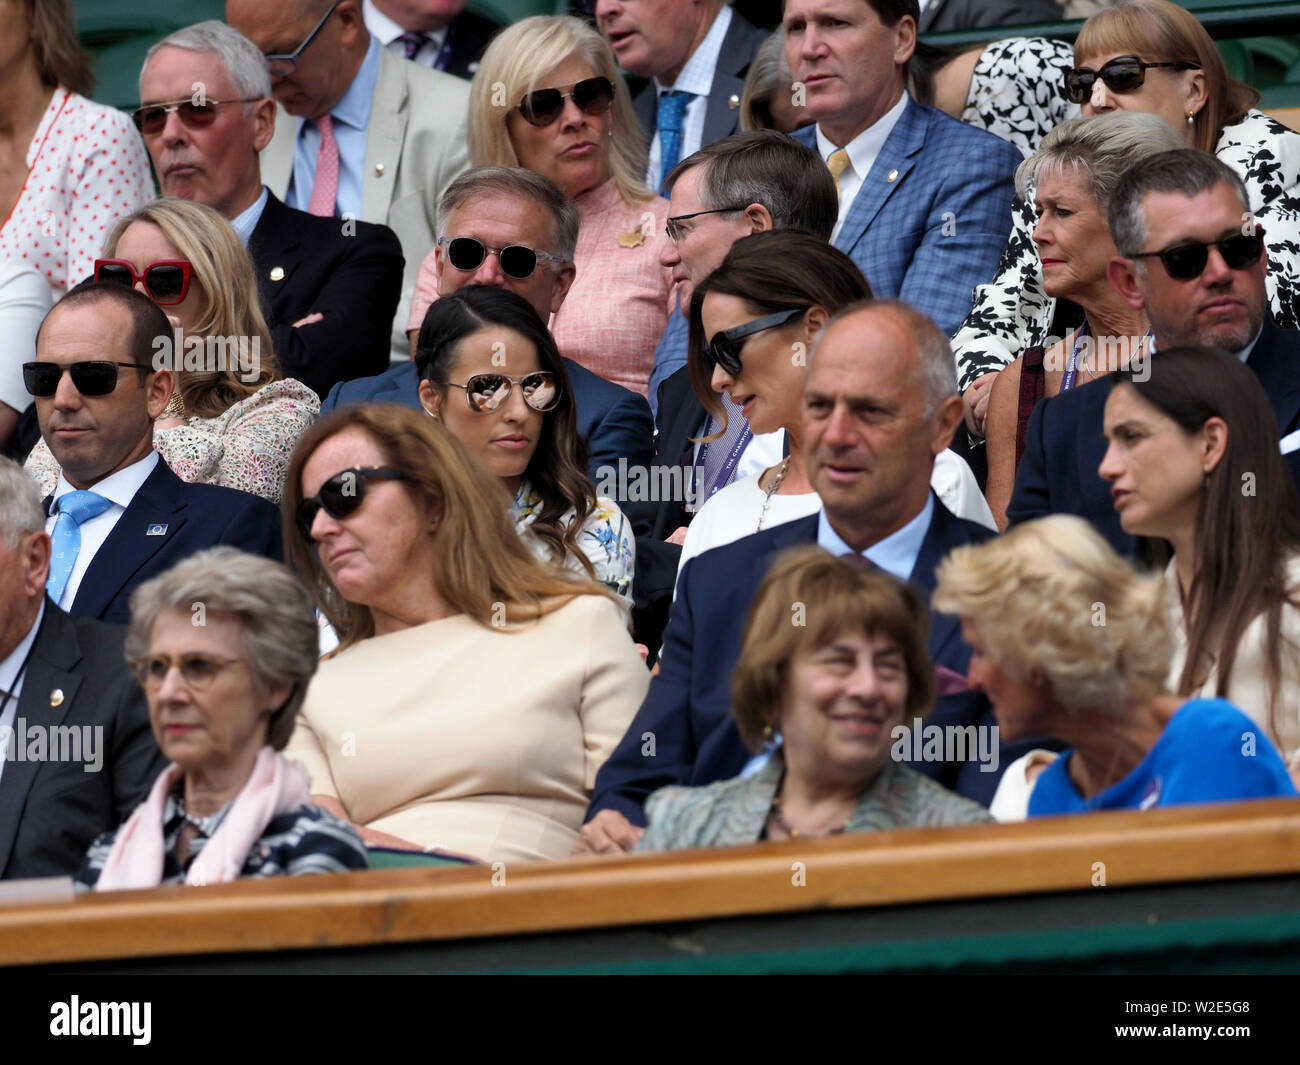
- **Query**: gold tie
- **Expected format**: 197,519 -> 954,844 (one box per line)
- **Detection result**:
826,148 -> 851,197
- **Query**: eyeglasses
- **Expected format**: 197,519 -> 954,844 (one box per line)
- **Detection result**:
1064,55 -> 1197,104
1130,230 -> 1266,281
704,308 -> 805,377
130,97 -> 262,136
666,206 -> 748,243
296,466 -> 410,542
23,361 -> 148,398
263,0 -> 342,78
517,76 -> 616,127
131,653 -> 246,691
448,371 -> 561,413
94,259 -> 194,305
437,236 -> 566,279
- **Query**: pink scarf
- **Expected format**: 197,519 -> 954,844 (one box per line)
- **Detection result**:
95,747 -> 310,892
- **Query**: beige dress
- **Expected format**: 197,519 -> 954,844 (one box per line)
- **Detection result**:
286,594 -> 648,863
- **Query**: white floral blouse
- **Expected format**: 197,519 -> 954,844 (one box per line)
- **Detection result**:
512,482 -> 635,598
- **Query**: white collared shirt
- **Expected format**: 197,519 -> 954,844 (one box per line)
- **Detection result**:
363,0 -> 449,69
44,452 -> 159,611
816,91 -> 909,242
0,600 -> 44,783
646,4 -> 733,193
229,186 -> 269,247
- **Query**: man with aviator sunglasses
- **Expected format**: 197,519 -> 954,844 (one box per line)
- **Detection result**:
1010,149 -> 1300,554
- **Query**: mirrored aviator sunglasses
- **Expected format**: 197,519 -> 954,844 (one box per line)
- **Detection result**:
452,371 -> 560,413
94,258 -> 193,305
296,466 -> 410,542
518,76 -> 615,127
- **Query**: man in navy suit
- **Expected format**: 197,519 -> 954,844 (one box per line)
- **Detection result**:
324,167 -> 653,483
785,0 -> 1020,334
580,300 -> 1015,853
27,284 -> 282,626
1009,150 -> 1300,554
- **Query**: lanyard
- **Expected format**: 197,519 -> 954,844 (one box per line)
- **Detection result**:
1061,319 -> 1090,393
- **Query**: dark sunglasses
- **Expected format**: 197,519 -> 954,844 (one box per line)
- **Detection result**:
264,0 -> 342,78
94,258 -> 193,305
438,236 -> 565,279
296,466 -> 410,542
23,361 -> 148,398
131,653 -> 245,692
1131,230 -> 1266,281
517,76 -> 615,127
131,97 -> 261,136
1064,55 -> 1196,104
705,308 -> 805,377
449,371 -> 561,413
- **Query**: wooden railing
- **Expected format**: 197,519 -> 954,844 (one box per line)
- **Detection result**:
3,797 -> 1300,967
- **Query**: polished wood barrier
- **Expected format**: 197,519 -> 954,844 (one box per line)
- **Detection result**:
4,798 -> 1300,967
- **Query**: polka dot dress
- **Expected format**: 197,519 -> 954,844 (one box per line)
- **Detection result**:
0,88 -> 155,302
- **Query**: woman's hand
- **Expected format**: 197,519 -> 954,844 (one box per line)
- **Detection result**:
572,809 -> 644,855
962,371 -> 999,436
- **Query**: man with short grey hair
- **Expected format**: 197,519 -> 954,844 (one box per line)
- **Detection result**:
0,457 -> 164,881
1010,148 -> 1300,553
137,20 -> 404,397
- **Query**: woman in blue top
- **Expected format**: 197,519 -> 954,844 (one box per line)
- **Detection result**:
934,515 -> 1297,815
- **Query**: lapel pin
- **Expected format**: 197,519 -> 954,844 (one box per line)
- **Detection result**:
269,266 -> 285,282
728,94 -> 740,110
146,523 -> 168,536
374,162 -> 386,176
886,169 -> 899,183
50,689 -> 64,707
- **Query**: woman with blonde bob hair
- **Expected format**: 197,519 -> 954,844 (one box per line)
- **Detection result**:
639,547 -> 990,851
934,515 -> 1296,817
25,199 -> 318,502
282,405 -> 647,861
407,15 -> 673,397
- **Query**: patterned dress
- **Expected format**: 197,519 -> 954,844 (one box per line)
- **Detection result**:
512,480 -> 635,598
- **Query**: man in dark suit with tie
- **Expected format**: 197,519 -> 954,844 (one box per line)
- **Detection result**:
596,0 -> 767,195
139,21 -> 405,398
325,166 -> 654,483
1009,149 -> 1300,554
27,284 -> 282,626
0,459 -> 165,880
363,0 -> 500,79
580,300 -> 1019,853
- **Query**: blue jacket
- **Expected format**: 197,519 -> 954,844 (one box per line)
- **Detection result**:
321,357 -> 653,485
792,98 -> 1021,335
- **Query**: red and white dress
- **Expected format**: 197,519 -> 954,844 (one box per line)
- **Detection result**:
0,88 -> 154,302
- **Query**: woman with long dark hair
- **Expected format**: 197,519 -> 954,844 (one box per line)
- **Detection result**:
416,285 -> 633,596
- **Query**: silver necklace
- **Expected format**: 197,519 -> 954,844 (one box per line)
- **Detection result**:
756,457 -> 791,531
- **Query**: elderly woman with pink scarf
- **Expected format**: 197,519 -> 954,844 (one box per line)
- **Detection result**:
75,549 -> 366,891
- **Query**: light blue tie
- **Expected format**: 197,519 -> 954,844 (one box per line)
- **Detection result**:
657,90 -> 695,195
46,490 -> 113,604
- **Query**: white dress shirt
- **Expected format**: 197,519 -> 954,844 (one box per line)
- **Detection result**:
646,4 -> 733,193
44,451 -> 159,611
816,91 -> 909,242
363,0 -> 449,70
0,600 -> 44,784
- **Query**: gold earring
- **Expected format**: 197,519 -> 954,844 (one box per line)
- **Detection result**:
1186,110 -> 1196,124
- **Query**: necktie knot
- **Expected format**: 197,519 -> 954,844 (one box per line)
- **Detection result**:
399,31 -> 428,60
54,489 -> 112,525
827,148 -> 851,195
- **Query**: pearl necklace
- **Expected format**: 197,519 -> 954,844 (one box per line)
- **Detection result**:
176,794 -> 220,836
756,456 -> 791,532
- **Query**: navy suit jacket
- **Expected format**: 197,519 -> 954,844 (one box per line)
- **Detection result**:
320,356 -> 653,485
1008,321 -> 1300,555
55,460 -> 282,625
589,497 -> 1034,824
248,191 -> 404,400
0,602 -> 165,879
792,98 -> 1020,335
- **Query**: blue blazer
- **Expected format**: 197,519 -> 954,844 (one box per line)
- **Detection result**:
55,460 -> 282,625
588,498 -> 1036,825
321,356 -> 654,485
1008,320 -> 1300,555
792,99 -> 1021,335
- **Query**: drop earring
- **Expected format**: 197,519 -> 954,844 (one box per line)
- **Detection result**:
1186,110 -> 1196,124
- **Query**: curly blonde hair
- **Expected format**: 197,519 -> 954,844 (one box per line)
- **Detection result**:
933,515 -> 1173,716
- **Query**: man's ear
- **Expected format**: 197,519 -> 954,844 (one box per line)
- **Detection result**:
929,393 -> 964,454
893,15 -> 917,66
551,262 -> 576,315
22,530 -> 51,598
745,202 -> 774,234
1107,256 -> 1146,311
250,97 -> 278,153
147,368 -> 175,419
417,377 -> 441,417
336,0 -> 365,46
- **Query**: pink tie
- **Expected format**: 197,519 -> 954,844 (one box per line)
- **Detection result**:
307,113 -> 339,218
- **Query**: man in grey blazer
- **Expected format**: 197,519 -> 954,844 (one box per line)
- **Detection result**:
0,459 -> 164,880
917,0 -> 1059,32
597,0 -> 767,194
227,0 -> 470,357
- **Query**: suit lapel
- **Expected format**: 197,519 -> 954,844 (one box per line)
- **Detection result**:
1247,320 -> 1300,434
264,108 -> 297,201
834,98 -> 928,259
247,193 -> 303,302
363,49 -> 406,223
0,606 -> 81,875
909,497 -> 966,662
634,83 -> 656,154
71,462 -> 186,620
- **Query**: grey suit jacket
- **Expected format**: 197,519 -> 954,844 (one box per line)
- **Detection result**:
0,602 -> 165,879
261,46 -> 471,357
918,0 -> 1061,33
